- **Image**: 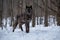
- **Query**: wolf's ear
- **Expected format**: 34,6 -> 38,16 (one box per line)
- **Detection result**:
26,5 -> 32,9
26,6 -> 27,9
30,6 -> 32,9
26,5 -> 29,9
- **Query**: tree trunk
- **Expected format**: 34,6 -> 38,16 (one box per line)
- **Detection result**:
44,0 -> 48,26
10,0 -> 14,26
0,0 -> 3,29
3,0 -> 8,28
32,0 -> 35,27
36,0 -> 39,25
57,0 -> 60,26
0,11 -> 3,29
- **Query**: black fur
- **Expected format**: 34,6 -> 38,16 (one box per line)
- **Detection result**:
12,5 -> 33,33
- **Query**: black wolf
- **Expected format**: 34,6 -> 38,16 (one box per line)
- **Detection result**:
12,5 -> 33,33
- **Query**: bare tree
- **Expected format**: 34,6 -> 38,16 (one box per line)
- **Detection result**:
10,0 -> 14,26
0,0 -> 3,29
2,0 -> 9,28
36,0 -> 39,25
32,0 -> 35,27
40,0 -> 43,24
57,0 -> 60,26
44,0 -> 48,26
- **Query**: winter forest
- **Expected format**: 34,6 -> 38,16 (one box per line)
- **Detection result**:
0,0 -> 60,40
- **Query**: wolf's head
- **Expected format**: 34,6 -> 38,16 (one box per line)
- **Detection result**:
26,5 -> 32,13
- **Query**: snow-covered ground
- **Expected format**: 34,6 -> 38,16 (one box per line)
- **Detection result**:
0,17 -> 60,40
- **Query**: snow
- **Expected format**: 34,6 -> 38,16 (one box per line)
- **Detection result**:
0,17 -> 60,40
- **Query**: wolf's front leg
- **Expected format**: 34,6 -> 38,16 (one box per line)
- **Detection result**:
19,23 -> 23,31
25,21 -> 29,33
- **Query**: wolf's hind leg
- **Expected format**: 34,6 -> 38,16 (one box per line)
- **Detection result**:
12,21 -> 18,32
